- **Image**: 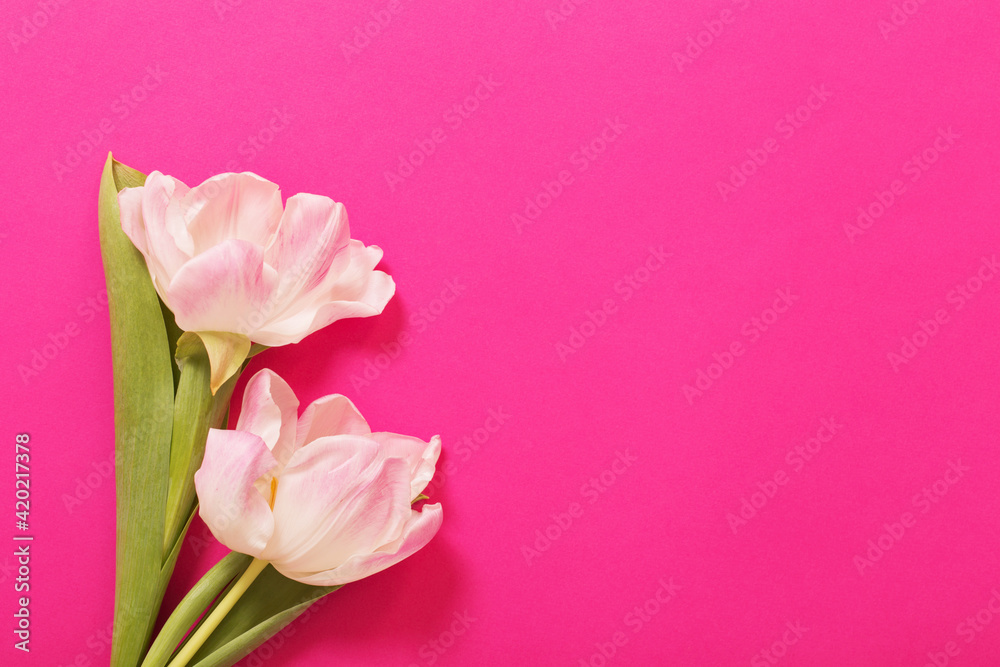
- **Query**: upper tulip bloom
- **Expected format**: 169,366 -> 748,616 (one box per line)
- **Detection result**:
194,369 -> 442,586
118,171 -> 394,347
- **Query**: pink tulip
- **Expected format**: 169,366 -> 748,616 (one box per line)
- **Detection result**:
194,369 -> 442,586
118,171 -> 395,347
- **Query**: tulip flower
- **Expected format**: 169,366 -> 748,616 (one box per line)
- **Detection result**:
118,171 -> 395,390
194,369 -> 443,586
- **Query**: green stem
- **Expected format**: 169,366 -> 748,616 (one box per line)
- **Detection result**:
167,559 -> 269,667
142,552 -> 252,667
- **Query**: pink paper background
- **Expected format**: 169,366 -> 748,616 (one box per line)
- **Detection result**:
2,0 -> 1000,665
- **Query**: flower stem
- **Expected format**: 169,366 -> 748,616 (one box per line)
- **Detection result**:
167,558 -> 269,667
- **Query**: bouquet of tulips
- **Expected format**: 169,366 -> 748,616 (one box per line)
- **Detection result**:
97,155 -> 443,667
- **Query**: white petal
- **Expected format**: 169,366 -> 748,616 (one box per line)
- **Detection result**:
279,503 -> 443,586
369,432 -> 441,499
261,435 -> 383,567
236,369 -> 300,468
184,172 -> 283,253
296,394 -> 371,448
140,171 -> 194,282
265,193 -> 350,301
164,239 -> 277,335
272,456 -> 412,575
194,429 -> 278,558
251,241 -> 394,345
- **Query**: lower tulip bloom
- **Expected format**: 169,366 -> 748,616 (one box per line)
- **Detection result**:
168,370 -> 442,667
195,369 -> 443,584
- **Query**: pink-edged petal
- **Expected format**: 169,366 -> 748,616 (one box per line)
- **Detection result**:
269,456 -> 412,575
265,193 -> 350,296
261,435 -> 386,565
118,186 -> 148,254
369,432 -> 441,499
236,369 -> 300,467
184,173 -> 283,253
296,394 -> 371,448
251,242 -> 395,345
164,239 -> 277,334
322,241 -> 392,303
279,503 -> 442,586
194,429 -> 278,558
139,172 -> 194,281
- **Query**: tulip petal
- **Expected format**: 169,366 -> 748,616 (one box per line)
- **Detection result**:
263,439 -> 411,573
184,173 -> 283,253
195,429 -> 278,558
139,172 -> 194,279
165,239 -> 277,334
251,242 -> 395,346
266,193 -> 350,298
235,369 -> 300,466
296,394 -> 371,448
322,241 -> 393,304
118,186 -> 148,254
280,503 -> 443,586
118,172 -> 193,295
369,433 -> 441,499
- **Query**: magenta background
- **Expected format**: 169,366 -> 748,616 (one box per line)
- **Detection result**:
2,0 -> 1000,665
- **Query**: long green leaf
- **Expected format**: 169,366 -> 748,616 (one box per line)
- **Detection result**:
99,153 -> 175,666
163,349 -> 241,557
159,297 -> 184,391
143,552 -> 253,667
189,566 -> 339,667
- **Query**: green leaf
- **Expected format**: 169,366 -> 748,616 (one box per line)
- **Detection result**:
163,335 -> 242,556
159,297 -> 184,391
142,552 -> 253,667
99,153 -> 176,667
189,566 -> 339,667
